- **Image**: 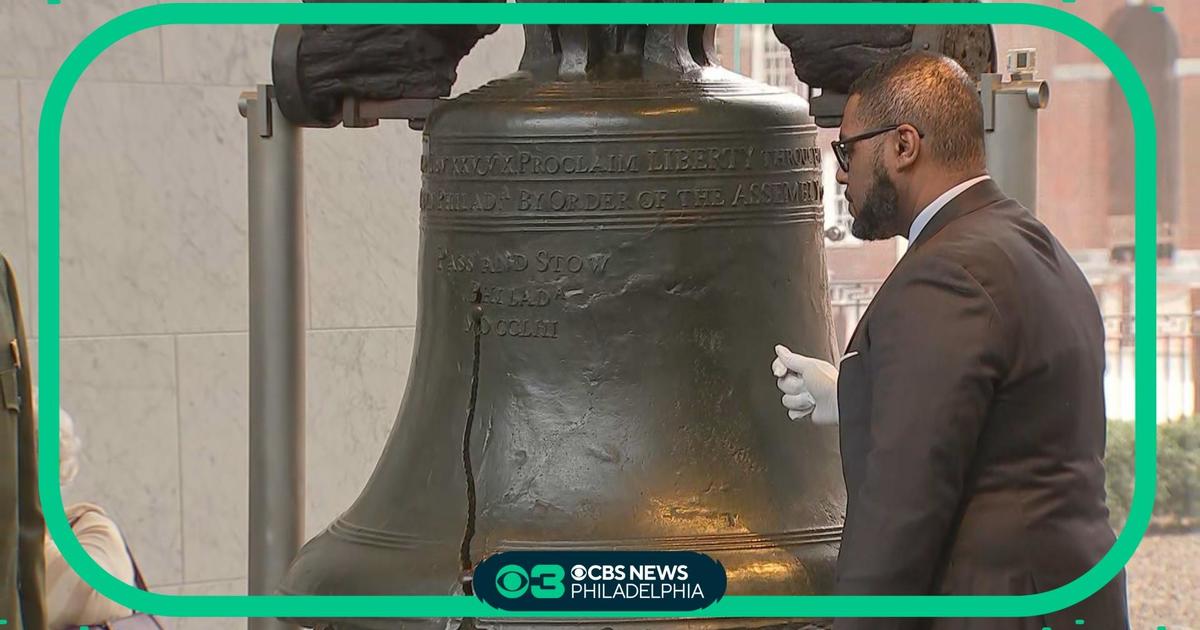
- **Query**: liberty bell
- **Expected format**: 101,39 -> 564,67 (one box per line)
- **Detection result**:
277,23 -> 847,629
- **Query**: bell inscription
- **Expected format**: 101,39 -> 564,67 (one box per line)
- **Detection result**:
280,24 -> 845,630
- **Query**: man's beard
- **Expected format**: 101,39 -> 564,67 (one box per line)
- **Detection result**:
850,163 -> 901,241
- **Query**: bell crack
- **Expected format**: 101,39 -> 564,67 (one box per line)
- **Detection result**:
459,291 -> 484,596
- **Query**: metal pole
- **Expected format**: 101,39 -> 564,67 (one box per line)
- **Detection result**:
732,24 -> 741,74
240,84 -> 305,629
750,24 -> 765,82
1191,288 -> 1199,419
981,49 -> 1049,213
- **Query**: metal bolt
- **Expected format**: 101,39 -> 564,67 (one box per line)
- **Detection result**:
237,94 -> 253,118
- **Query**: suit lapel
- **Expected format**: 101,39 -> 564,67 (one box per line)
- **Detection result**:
908,178 -> 1008,251
842,179 -> 1010,351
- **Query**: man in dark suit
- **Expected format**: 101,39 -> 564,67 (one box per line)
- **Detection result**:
772,52 -> 1130,629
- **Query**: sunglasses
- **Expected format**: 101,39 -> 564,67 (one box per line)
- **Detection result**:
831,124 -> 925,173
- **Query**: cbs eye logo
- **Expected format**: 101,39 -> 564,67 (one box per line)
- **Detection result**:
495,565 -> 530,598
494,564 -> 565,599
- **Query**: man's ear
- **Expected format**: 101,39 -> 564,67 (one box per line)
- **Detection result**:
894,124 -> 922,171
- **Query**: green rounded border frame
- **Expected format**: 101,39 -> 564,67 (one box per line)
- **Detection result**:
36,1 -> 1158,621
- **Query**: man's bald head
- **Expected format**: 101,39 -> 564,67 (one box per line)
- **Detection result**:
847,51 -> 986,173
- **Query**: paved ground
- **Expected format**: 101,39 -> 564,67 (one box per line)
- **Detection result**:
1126,531 -> 1200,629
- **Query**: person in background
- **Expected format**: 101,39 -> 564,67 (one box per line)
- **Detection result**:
39,402 -> 136,629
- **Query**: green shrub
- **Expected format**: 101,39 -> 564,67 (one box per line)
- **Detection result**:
1105,419 -> 1137,527
1158,416 -> 1200,524
1104,416 -> 1200,530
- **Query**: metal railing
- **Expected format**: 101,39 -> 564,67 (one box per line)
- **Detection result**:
1104,312 -> 1198,422
829,281 -> 879,349
828,281 -> 1200,422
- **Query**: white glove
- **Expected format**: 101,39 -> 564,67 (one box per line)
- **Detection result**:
771,344 -> 840,425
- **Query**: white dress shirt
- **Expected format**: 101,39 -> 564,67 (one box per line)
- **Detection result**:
907,175 -> 992,243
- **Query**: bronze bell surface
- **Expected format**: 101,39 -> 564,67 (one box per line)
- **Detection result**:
279,23 -> 846,630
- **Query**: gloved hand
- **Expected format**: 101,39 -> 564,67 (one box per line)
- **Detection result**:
771,344 -> 840,425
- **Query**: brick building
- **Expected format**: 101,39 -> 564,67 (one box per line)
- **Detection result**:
714,0 -> 1198,420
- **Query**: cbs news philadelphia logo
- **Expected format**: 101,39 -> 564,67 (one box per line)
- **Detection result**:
473,551 -> 726,611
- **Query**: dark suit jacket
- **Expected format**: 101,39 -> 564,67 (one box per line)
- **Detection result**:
832,180 -> 1129,629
